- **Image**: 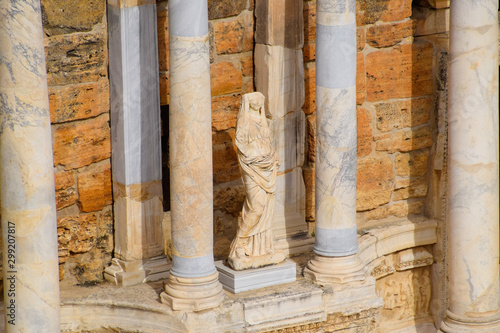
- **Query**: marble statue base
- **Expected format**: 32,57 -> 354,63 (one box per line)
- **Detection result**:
215,259 -> 296,293
227,251 -> 287,271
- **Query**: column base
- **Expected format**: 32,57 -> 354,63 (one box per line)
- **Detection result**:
441,310 -> 500,332
104,255 -> 171,287
303,254 -> 366,285
161,271 -> 225,311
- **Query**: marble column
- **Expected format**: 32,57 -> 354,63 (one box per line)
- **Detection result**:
104,0 -> 170,286
303,0 -> 365,284
0,0 -> 60,331
442,1 -> 500,331
160,0 -> 224,311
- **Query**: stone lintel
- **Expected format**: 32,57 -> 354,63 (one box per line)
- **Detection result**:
104,256 -> 171,287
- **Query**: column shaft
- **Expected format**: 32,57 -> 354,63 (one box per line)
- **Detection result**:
0,0 -> 60,331
443,0 -> 500,331
304,0 -> 364,284
161,0 -> 224,311
104,0 -> 169,287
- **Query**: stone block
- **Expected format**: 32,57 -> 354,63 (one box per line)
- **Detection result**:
394,247 -> 433,271
53,114 -> 111,170
255,45 -> 305,119
208,0 -> 247,20
215,260 -> 296,293
213,11 -> 254,55
54,170 -> 77,210
357,27 -> 365,51
366,20 -> 413,48
363,201 -> 424,220
45,29 -> 107,86
77,162 -> 112,213
413,6 -> 450,36
97,207 -> 114,254
375,97 -> 431,132
211,61 -> 243,96
255,0 -> 304,49
357,156 -> 394,211
303,0 -> 316,44
159,71 -> 169,105
375,126 -> 433,153
356,52 -> 366,105
157,7 -> 169,72
366,42 -> 433,102
393,180 -> 428,201
70,248 -> 112,284
395,150 -> 429,177
306,113 -> 316,163
49,79 -> 109,124
212,94 -> 241,131
240,53 -> 253,77
58,213 -> 98,255
41,0 -> 105,36
357,0 -> 412,26
270,111 -> 300,172
212,141 -> 240,184
414,0 -> 449,9
304,63 -> 316,115
303,43 -> 315,62
357,107 -> 372,157
303,166 -> 315,222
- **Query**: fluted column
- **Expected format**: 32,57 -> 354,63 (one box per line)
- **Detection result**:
442,1 -> 500,331
104,0 -> 169,287
160,0 -> 224,311
0,0 -> 60,331
303,0 -> 365,284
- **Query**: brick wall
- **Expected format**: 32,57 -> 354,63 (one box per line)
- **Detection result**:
42,0 -> 114,284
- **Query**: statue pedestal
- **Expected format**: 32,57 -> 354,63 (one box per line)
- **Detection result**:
215,260 -> 296,293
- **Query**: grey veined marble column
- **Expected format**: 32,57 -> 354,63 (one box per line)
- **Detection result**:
442,1 -> 500,332
304,0 -> 365,284
160,0 -> 224,311
0,0 -> 60,331
104,0 -> 170,286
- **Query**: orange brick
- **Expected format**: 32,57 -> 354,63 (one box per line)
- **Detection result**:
357,27 -> 365,51
49,79 -> 109,124
357,107 -> 372,157
303,167 -> 315,222
212,128 -> 236,146
208,0 -> 247,19
213,143 -> 240,184
77,162 -> 112,213
366,42 -> 433,102
159,71 -> 169,106
303,42 -> 315,62
304,64 -> 316,115
375,126 -> 433,153
366,20 -> 413,48
55,170 -> 77,210
58,213 -> 98,254
211,61 -> 242,96
395,150 -> 429,177
357,155 -> 394,211
212,94 -> 241,131
375,97 -> 431,132
214,11 -> 254,55
53,114 -> 111,170
157,7 -> 169,72
363,200 -> 423,220
356,52 -> 366,105
303,0 -> 316,44
357,0 -> 412,26
240,53 -> 254,77
306,114 -> 316,163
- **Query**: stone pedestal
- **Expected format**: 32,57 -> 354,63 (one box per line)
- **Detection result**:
105,0 -> 169,286
0,0 -> 60,331
160,0 -> 224,311
442,1 -> 500,332
255,0 -> 313,255
304,0 -> 366,284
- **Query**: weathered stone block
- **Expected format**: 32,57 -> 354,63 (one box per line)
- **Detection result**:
97,207 -> 114,254
412,6 -> 449,37
303,43 -> 315,62
208,0 -> 247,20
393,180 -> 428,201
357,156 -> 394,211
212,94 -> 241,131
304,63 -> 316,115
395,150 -> 429,177
214,11 -> 254,54
157,6 -> 169,72
55,170 -> 77,210
414,0 -> 449,9
49,79 -> 109,124
375,97 -> 431,132
41,0 -> 105,36
303,0 -> 316,44
306,113 -> 316,163
357,107 -> 372,157
357,27 -> 365,51
45,29 -> 107,86
213,141 -> 240,184
375,126 -> 433,153
159,71 -> 169,105
255,0 -> 304,49
240,53 -> 253,77
69,248 -> 112,284
303,166 -> 315,222
58,213 -> 98,255
77,162 -> 112,213
53,114 -> 111,170
366,42 -> 433,102
356,52 -> 366,105
357,0 -> 412,26
366,20 -> 413,48
211,61 -> 243,96
363,201 -> 424,220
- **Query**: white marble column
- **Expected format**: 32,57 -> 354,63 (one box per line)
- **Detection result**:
160,0 -> 224,311
0,0 -> 61,331
442,1 -> 500,331
104,0 -> 170,286
303,0 -> 365,284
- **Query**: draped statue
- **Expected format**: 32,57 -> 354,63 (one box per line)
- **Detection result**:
228,92 -> 286,270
